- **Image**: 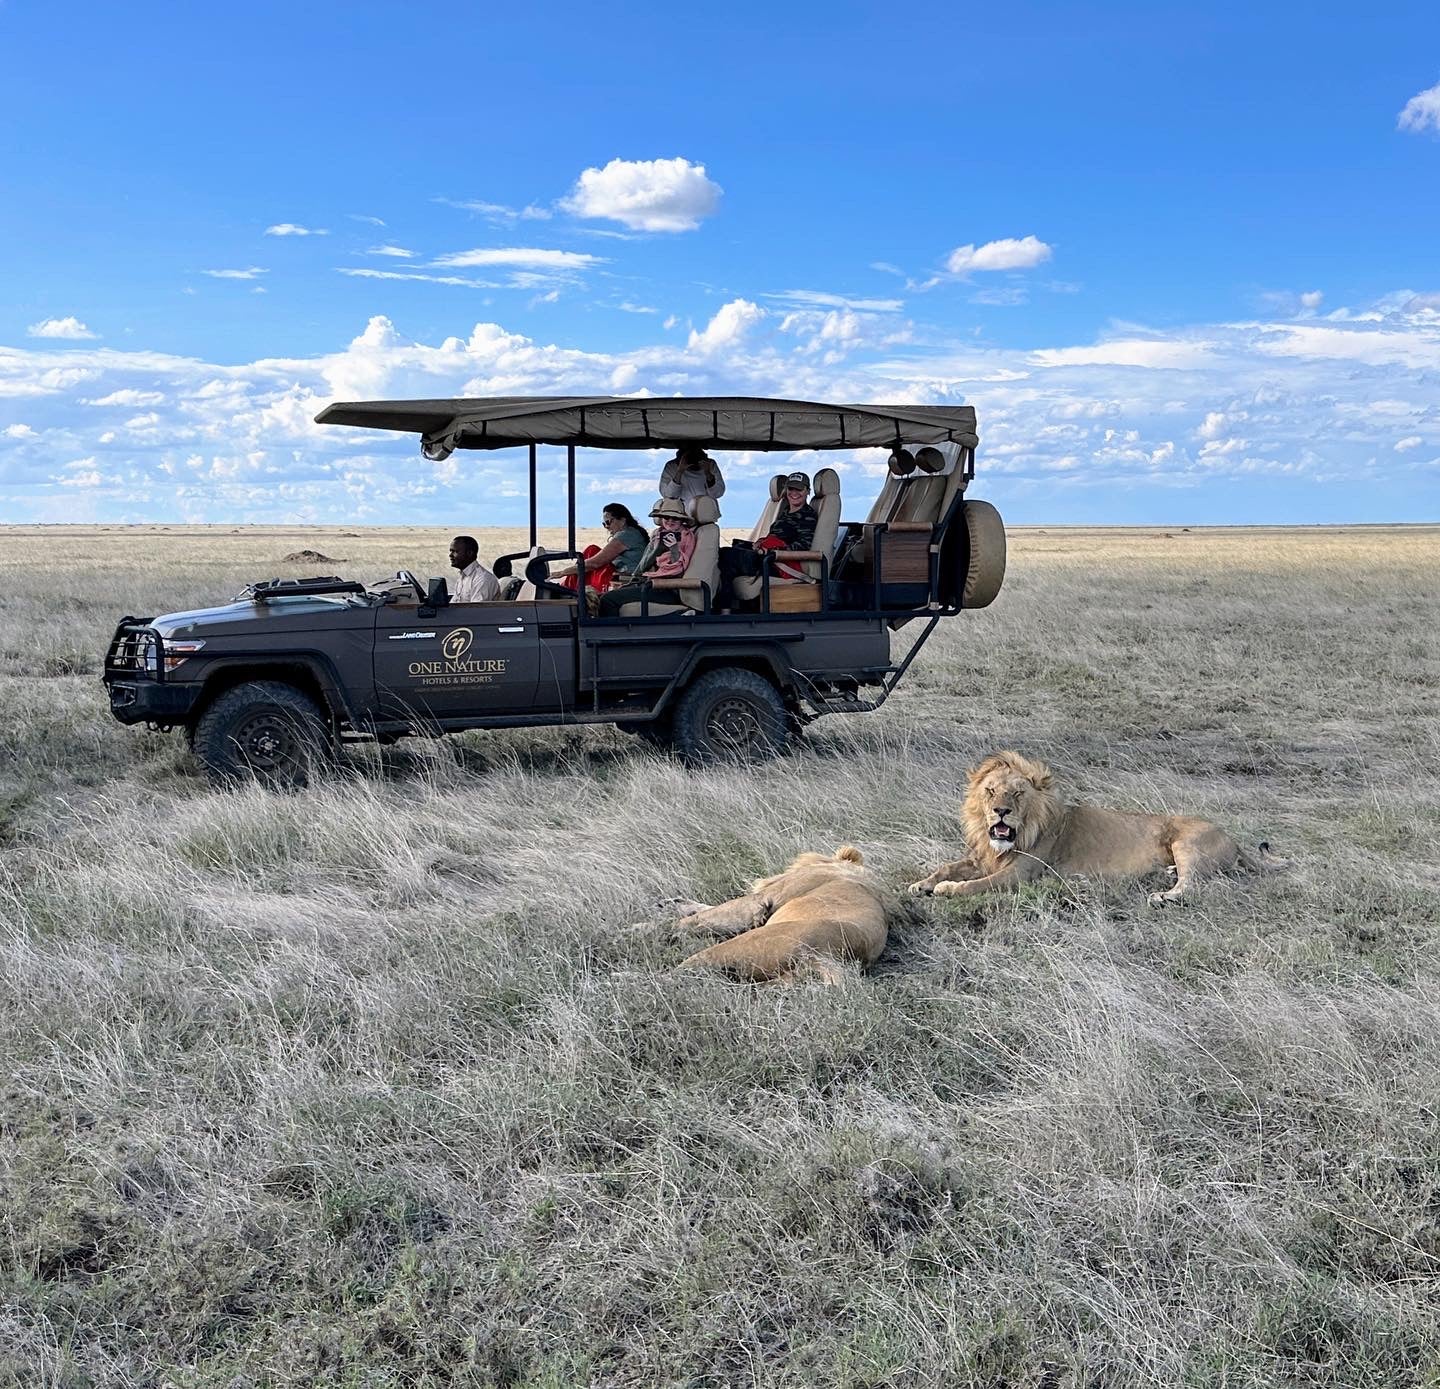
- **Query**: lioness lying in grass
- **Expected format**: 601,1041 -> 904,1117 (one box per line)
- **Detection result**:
909,750 -> 1284,906
670,846 -> 892,984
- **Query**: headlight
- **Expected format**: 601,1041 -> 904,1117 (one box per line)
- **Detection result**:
144,637 -> 205,673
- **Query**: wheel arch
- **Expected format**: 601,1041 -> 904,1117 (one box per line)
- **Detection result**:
658,643 -> 796,714
189,656 -> 355,732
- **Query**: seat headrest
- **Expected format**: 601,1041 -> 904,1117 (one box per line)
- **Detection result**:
814,467 -> 841,498
887,448 -> 917,477
907,441 -> 960,477
524,554 -> 552,584
768,474 -> 786,501
691,495 -> 721,525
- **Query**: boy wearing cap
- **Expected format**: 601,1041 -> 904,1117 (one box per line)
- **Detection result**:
717,472 -> 818,607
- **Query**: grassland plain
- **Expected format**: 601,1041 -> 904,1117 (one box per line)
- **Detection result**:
2,523 -> 1439,1389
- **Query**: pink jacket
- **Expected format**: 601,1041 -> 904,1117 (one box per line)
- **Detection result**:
646,525 -> 696,578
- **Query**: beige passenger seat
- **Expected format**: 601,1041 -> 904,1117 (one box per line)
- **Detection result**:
842,443 -> 966,588
618,495 -> 722,616
748,474 -> 788,544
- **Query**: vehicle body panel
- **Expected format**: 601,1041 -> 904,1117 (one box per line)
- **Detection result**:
373,599 -> 543,720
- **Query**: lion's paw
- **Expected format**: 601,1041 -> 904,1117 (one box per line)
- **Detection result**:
908,881 -> 934,897
1146,891 -> 1170,909
655,897 -> 708,918
931,881 -> 964,898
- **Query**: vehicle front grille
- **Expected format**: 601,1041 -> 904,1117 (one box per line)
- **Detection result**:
104,619 -> 156,678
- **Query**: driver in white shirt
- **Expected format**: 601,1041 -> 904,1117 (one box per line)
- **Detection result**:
448,535 -> 500,603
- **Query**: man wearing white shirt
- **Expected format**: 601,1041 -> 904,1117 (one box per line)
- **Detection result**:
448,535 -> 500,603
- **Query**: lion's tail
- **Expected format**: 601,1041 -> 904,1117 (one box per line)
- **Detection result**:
1238,840 -> 1290,873
836,845 -> 865,865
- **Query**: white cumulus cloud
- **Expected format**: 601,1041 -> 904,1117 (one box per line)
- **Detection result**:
4,423 -> 38,438
6,290 -> 1440,523
946,236 -> 1053,275
265,223 -> 328,236
1398,81 -> 1440,135
688,298 -> 765,352
203,267 -> 268,280
562,157 -> 721,232
28,317 -> 98,340
367,245 -> 416,258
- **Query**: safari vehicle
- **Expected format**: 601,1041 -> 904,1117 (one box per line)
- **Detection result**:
102,395 -> 1005,784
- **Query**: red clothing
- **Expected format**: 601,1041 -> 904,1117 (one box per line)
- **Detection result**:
558,543 -> 616,594
755,533 -> 806,581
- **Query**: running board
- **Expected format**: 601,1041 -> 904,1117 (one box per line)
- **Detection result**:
806,697 -> 882,715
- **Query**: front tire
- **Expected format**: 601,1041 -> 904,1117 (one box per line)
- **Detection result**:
191,681 -> 333,788
670,668 -> 789,766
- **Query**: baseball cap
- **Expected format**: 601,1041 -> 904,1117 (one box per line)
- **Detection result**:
784,470 -> 810,491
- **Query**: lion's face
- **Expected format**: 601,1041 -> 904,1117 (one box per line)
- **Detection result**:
962,752 -> 1058,859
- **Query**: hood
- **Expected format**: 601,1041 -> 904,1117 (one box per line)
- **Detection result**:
151,594 -> 372,639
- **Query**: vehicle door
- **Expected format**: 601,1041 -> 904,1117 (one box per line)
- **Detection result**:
373,598 -> 540,722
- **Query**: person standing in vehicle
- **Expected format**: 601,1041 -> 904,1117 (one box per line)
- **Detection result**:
659,443 -> 725,518
449,535 -> 500,602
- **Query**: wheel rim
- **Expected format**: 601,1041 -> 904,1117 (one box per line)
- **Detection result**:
706,695 -> 766,753
230,710 -> 302,771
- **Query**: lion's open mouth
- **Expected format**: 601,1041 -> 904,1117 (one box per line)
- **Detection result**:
989,822 -> 1017,851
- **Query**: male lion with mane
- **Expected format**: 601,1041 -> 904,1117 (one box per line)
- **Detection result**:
669,846 -> 893,984
909,751 -> 1283,906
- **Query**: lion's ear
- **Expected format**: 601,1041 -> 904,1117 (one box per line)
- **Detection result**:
835,845 -> 864,865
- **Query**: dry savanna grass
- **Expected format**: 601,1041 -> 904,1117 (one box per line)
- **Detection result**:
2,522 -> 1440,1387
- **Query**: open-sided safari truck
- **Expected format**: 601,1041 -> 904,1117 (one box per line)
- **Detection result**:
102,395 -> 1005,783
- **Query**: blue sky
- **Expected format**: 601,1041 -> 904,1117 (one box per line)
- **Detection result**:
3,0 -> 1439,526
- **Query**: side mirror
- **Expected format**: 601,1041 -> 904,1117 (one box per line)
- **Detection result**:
426,577 -> 451,607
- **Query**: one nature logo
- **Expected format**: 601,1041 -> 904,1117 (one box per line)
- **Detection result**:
442,628 -> 473,661
408,627 -> 507,685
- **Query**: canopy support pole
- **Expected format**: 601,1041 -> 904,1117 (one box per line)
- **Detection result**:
528,444 -> 538,548
566,444 -> 576,553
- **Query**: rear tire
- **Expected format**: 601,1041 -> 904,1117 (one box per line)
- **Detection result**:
961,499 -> 1006,608
191,681 -> 333,788
670,668 -> 789,766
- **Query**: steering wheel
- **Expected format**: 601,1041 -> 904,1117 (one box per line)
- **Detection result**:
395,569 -> 427,602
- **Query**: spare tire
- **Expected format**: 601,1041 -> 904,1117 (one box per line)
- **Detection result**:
961,499 -> 1006,608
